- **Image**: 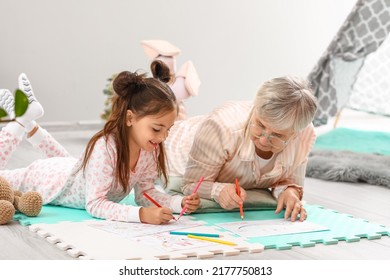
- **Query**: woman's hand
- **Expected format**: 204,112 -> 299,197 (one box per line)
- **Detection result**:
275,186 -> 306,222
139,207 -> 175,224
218,185 -> 247,210
181,192 -> 200,214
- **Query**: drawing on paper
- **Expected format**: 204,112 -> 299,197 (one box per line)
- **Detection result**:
216,219 -> 329,238
88,218 -> 214,252
130,233 -> 211,252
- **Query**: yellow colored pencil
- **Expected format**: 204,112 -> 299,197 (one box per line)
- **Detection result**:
187,234 -> 236,246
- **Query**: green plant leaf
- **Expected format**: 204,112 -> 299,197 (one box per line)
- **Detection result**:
0,108 -> 8,118
14,89 -> 29,117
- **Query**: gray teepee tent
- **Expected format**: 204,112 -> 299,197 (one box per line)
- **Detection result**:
308,0 -> 390,126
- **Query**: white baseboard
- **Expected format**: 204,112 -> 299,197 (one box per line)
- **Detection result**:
0,120 -> 105,132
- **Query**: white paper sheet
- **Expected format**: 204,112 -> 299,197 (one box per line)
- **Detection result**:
217,219 -> 329,238
129,232 -> 211,252
88,216 -> 204,238
88,218 -> 217,252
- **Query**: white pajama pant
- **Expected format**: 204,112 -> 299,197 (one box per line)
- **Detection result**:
0,122 -> 77,204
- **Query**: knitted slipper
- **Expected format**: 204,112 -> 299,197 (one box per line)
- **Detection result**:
0,89 -> 15,119
16,73 -> 44,131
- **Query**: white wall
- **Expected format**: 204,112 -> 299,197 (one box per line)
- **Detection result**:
0,0 -> 356,123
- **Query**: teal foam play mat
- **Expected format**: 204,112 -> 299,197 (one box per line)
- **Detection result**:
14,195 -> 390,250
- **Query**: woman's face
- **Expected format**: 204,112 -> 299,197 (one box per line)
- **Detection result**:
249,113 -> 295,153
127,109 -> 177,152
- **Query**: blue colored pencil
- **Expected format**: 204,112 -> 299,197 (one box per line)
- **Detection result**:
170,231 -> 221,238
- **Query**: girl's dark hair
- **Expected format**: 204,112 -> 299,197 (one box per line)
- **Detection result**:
79,61 -> 177,192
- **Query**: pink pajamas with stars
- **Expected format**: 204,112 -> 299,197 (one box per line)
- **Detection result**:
0,124 -> 183,222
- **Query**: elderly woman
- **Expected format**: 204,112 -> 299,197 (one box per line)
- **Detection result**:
165,76 -> 317,221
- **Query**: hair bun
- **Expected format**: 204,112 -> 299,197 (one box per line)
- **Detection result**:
113,71 -> 147,98
151,60 -> 172,83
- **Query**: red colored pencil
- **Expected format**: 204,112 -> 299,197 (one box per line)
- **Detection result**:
143,192 -> 161,207
177,176 -> 204,220
143,192 -> 177,221
235,178 -> 244,220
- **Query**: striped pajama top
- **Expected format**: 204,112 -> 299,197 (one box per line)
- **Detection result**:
165,101 -> 316,202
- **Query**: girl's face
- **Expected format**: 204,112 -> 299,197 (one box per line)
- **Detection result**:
127,109 -> 177,152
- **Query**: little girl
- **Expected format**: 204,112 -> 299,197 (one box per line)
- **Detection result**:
0,63 -> 200,225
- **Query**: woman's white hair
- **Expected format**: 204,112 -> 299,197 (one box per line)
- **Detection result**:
254,76 -> 317,132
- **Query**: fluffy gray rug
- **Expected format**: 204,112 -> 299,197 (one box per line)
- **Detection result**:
306,150 -> 390,188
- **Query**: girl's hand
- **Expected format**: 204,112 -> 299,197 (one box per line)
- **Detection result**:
181,192 -> 200,214
218,184 -> 246,210
275,186 -> 306,222
139,207 -> 175,225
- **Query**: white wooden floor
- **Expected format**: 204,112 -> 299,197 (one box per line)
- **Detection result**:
1,126 -> 389,260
